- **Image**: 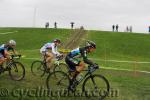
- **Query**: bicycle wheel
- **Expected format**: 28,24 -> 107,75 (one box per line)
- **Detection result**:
53,63 -> 68,73
31,60 -> 45,76
46,71 -> 70,93
82,74 -> 110,100
9,62 -> 25,81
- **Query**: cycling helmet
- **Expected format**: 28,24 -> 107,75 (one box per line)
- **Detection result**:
53,39 -> 61,43
9,40 -> 16,46
86,40 -> 96,48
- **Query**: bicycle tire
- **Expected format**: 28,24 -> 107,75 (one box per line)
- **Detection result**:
82,74 -> 110,100
9,61 -> 25,81
46,71 -> 70,92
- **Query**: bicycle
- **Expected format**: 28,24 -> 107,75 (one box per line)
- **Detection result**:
31,53 -> 68,77
0,55 -> 25,81
46,64 -> 110,100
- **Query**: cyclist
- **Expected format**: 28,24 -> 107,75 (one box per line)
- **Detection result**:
0,40 -> 17,72
65,41 -> 96,81
40,39 -> 62,70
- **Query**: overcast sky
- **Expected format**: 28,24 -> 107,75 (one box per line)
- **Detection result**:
0,0 -> 150,33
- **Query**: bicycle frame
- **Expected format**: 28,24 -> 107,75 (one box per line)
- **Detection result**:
73,65 -> 98,85
1,55 -> 21,72
41,53 -> 64,76
42,52 -> 63,66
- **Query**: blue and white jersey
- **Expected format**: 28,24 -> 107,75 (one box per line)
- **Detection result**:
0,45 -> 5,54
0,44 -> 14,51
70,48 -> 81,57
40,42 -> 60,55
0,44 -> 5,48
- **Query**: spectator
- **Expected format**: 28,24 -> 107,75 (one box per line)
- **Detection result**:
116,24 -> 119,32
149,26 -> 150,33
112,25 -> 115,32
45,22 -> 49,28
70,22 -> 75,29
126,26 -> 129,32
54,22 -> 57,29
129,26 -> 132,32
80,26 -> 84,30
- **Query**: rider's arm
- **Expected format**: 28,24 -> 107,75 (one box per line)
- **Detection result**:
4,50 -> 11,59
80,48 -> 94,65
12,49 -> 18,55
51,44 -> 60,55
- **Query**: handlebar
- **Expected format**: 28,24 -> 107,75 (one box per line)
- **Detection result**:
56,54 -> 64,61
88,63 -> 99,72
10,54 -> 22,60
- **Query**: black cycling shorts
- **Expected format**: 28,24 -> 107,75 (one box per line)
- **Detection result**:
65,56 -> 81,71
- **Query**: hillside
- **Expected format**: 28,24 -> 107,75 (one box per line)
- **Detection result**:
0,28 -> 149,100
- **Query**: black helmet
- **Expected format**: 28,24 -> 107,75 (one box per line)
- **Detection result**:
53,39 -> 61,43
86,40 -> 96,48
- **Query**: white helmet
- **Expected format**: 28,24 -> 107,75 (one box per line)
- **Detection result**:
9,40 -> 16,46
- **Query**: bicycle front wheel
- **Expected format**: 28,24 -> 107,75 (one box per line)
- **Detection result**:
46,71 -> 70,92
82,74 -> 110,100
9,62 -> 25,81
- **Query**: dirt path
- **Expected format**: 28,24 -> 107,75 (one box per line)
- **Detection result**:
63,28 -> 87,49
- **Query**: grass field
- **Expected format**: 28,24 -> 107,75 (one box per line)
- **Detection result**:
0,28 -> 150,100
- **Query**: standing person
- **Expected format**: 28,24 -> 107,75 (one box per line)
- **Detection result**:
126,26 -> 129,32
116,24 -> 119,32
112,25 -> 115,32
148,26 -> 150,33
40,39 -> 62,70
70,22 -> 75,29
54,22 -> 57,29
129,26 -> 132,32
45,22 -> 49,28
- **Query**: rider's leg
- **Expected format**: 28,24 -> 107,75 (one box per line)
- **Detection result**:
46,52 -> 54,69
0,57 -> 5,72
76,61 -> 86,72
0,54 -> 5,65
72,61 -> 86,79
0,58 -> 5,65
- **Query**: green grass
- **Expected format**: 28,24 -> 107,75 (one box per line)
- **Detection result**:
86,30 -> 150,100
0,28 -> 150,100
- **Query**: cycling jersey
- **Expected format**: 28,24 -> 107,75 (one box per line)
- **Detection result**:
0,44 -> 14,51
65,47 -> 93,71
40,42 -> 60,55
0,47 -> 5,58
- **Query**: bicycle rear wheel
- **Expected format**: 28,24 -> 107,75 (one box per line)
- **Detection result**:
9,62 -> 25,81
46,71 -> 70,93
31,60 -> 45,76
82,74 -> 110,100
